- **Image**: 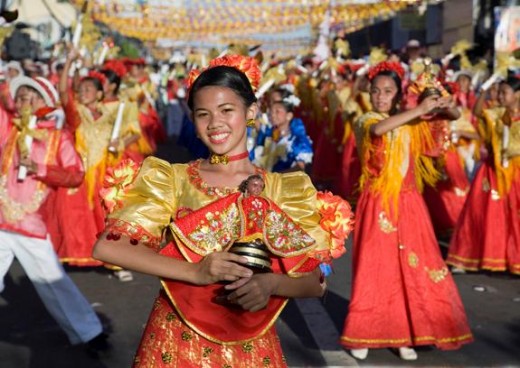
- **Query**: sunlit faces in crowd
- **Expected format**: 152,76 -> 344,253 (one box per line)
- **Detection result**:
269,89 -> 283,108
369,75 -> 400,114
192,85 -> 257,156
14,86 -> 46,113
78,78 -> 103,106
269,101 -> 293,131
456,74 -> 472,94
498,81 -> 520,108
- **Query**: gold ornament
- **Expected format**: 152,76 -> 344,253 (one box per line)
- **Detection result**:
209,154 -> 229,165
246,119 -> 256,128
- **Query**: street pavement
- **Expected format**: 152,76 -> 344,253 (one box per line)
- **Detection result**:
1,140 -> 519,367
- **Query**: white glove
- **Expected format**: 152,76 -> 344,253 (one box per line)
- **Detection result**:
441,53 -> 455,67
480,73 -> 501,91
46,109 -> 65,129
471,70 -> 486,90
356,63 -> 369,77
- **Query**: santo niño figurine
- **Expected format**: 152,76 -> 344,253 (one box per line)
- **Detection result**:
230,174 -> 272,273
167,174 -> 315,276
161,172 -> 321,308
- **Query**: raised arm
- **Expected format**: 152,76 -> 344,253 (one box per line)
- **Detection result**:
370,95 -> 440,136
59,48 -> 80,107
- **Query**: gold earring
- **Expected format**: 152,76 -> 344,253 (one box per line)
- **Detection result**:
246,119 -> 255,128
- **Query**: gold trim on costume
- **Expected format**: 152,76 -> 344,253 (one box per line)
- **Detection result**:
378,211 -> 397,233
408,252 -> 419,268
482,177 -> 491,192
425,266 -> 449,283
341,333 -> 473,345
454,186 -> 468,197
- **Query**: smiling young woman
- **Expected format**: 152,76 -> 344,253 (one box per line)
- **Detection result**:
92,55 -> 353,367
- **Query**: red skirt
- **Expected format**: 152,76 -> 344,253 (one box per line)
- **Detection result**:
341,188 -> 473,350
139,107 -> 166,153
133,290 -> 287,368
50,182 -> 105,267
423,149 -> 469,236
333,132 -> 361,203
447,161 -> 520,274
311,118 -> 343,184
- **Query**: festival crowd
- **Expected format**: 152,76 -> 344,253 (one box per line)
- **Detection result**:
0,22 -> 519,367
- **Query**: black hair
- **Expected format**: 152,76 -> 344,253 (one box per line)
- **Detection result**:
81,77 -> 104,93
187,65 -> 257,110
238,174 -> 264,193
371,70 -> 403,115
447,55 -> 461,71
100,69 -> 121,94
501,76 -> 520,92
272,87 -> 296,113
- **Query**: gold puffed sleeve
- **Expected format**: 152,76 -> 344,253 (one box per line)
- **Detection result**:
265,171 -> 352,263
104,156 -> 176,250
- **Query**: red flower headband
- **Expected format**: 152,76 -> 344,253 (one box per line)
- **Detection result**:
368,61 -> 405,81
186,54 -> 261,92
84,70 -> 108,87
103,60 -> 127,79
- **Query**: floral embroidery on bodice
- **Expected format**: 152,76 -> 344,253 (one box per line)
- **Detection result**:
186,159 -> 265,198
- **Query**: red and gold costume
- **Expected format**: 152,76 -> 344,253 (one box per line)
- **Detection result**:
341,111 -> 473,350
50,95 -> 142,266
422,119 -> 471,235
334,86 -> 369,204
311,81 -> 345,185
447,107 -> 520,274
102,157 -> 352,367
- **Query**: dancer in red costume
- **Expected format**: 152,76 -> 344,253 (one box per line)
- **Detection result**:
447,76 -> 520,275
341,61 -> 473,361
311,78 -> 345,188
92,55 -> 353,367
50,48 -> 142,267
334,63 -> 370,204
409,64 -> 474,237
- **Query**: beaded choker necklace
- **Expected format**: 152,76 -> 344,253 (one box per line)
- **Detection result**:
209,151 -> 249,165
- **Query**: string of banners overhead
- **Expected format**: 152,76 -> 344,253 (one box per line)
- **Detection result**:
70,0 -> 408,52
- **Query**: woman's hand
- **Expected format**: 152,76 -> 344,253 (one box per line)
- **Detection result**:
437,96 -> 456,110
418,95 -> 440,115
224,273 -> 279,312
192,251 -> 253,286
66,46 -> 80,63
18,157 -> 37,174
